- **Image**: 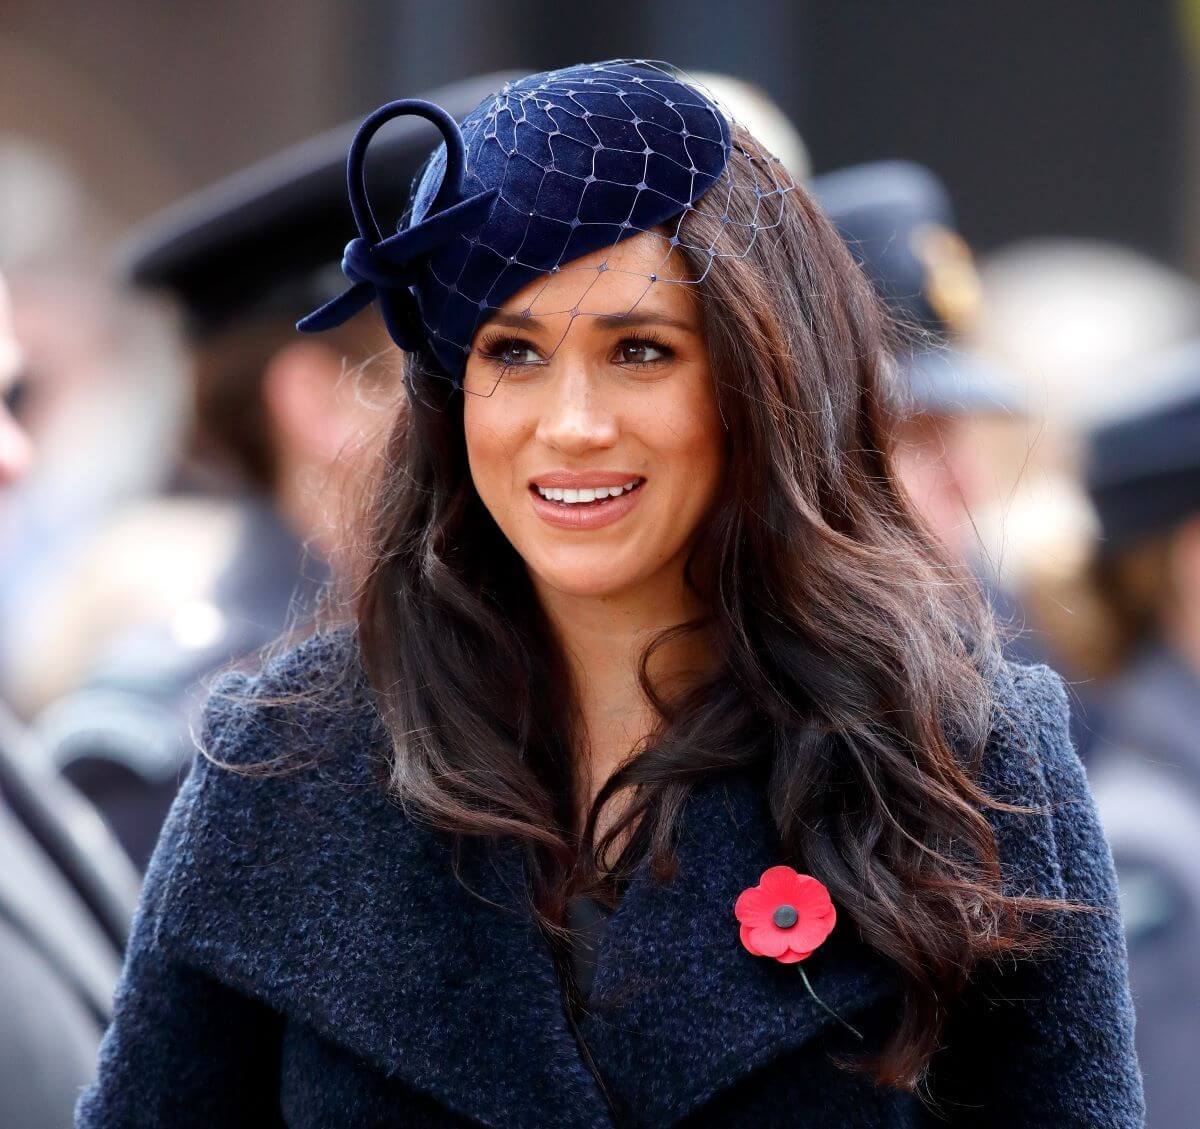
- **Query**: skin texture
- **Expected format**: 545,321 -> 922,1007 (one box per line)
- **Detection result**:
461,231 -> 726,824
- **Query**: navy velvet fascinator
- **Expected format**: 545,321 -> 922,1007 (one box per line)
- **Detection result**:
298,59 -> 795,389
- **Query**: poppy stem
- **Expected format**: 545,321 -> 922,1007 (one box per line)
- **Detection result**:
796,965 -> 864,1041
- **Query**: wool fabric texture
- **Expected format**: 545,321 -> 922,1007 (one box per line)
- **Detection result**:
75,629 -> 1145,1127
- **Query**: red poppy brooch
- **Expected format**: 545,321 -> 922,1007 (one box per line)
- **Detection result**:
735,865 -> 862,1039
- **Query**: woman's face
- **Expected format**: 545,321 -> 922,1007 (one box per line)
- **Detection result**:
462,231 -> 725,601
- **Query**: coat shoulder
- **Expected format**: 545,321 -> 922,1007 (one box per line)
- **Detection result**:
981,658 -> 1077,798
140,626 -> 405,959
196,623 -> 384,775
187,623 -> 398,849
979,658 -> 1113,905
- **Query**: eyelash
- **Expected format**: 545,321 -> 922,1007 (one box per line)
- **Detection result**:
475,332 -> 676,371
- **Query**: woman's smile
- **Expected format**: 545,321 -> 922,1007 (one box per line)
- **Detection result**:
528,475 -> 647,530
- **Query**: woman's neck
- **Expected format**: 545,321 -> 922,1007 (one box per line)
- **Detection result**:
530,567 -> 716,833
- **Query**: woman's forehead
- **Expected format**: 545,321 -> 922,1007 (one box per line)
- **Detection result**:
486,230 -> 696,325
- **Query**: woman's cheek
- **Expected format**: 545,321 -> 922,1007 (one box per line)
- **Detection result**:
463,410 -> 520,526
658,393 -> 724,505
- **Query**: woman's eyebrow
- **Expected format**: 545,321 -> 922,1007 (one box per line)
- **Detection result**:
594,310 -> 699,334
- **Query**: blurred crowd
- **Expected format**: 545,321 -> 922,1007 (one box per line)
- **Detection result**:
3,67 -> 1199,1128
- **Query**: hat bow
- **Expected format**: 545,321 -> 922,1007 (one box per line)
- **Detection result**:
297,98 -> 498,353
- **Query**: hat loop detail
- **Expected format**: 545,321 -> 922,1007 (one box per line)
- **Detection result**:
297,98 -> 498,350
346,99 -> 471,240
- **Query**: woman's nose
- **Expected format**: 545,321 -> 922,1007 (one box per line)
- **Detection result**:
533,358 -> 618,454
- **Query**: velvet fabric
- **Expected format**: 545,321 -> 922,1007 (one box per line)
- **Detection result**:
75,629 -> 1144,1127
298,61 -> 732,378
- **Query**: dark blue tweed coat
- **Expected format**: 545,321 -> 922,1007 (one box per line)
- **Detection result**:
75,630 -> 1144,1128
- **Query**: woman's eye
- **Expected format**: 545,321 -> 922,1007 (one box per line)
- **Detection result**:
615,339 -> 671,367
480,338 -> 543,367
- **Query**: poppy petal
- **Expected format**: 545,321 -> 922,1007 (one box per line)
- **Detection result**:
775,948 -> 809,964
758,865 -> 806,901
793,874 -> 835,915
789,910 -> 837,951
734,887 -> 776,928
744,923 -> 790,959
739,923 -> 763,955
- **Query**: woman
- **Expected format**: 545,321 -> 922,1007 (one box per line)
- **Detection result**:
76,61 -> 1143,1128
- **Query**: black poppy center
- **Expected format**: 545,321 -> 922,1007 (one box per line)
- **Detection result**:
772,904 -> 798,929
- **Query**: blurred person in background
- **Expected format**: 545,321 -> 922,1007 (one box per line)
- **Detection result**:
810,163 -> 1034,647
1077,346 -> 1200,1128
21,83 -> 516,870
973,241 -> 1200,714
0,139 -> 187,714
0,263 -> 141,1129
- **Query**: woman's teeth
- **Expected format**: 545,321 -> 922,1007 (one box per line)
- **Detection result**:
535,479 -> 641,504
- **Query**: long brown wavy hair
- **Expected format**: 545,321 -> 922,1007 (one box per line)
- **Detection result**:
277,129 -> 1075,1093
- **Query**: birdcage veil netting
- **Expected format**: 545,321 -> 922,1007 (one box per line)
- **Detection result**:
298,59 -> 798,397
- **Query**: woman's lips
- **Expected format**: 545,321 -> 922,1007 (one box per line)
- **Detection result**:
528,479 -> 645,530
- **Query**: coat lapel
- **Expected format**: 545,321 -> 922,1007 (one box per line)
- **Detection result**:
576,770 -> 902,1125
156,747 -> 611,1129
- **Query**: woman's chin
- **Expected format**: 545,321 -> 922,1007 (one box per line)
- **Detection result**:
525,559 -> 638,601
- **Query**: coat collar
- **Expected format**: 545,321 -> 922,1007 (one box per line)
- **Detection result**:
158,725 -> 902,1128
574,771 -> 901,1125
